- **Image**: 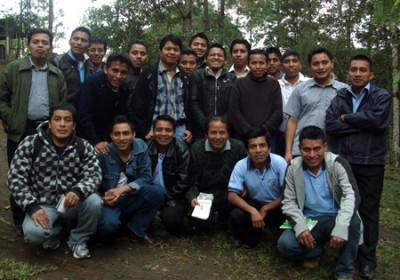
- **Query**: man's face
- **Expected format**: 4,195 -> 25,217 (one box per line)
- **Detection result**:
267,53 -> 281,76
159,41 -> 181,66
69,31 -> 90,57
299,138 -> 327,173
153,120 -> 175,148
348,60 -> 374,92
249,54 -> 267,79
104,61 -> 129,89
179,54 -> 197,76
247,136 -> 270,166
48,109 -> 76,145
190,37 -> 208,58
87,43 -> 106,66
205,47 -> 226,72
27,33 -> 51,62
281,55 -> 301,79
206,120 -> 229,152
110,123 -> 135,152
309,53 -> 334,83
231,44 -> 248,69
128,44 -> 148,69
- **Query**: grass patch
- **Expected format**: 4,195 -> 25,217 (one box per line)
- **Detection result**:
380,167 -> 400,230
0,258 -> 57,280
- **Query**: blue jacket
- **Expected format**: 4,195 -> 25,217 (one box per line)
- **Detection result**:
325,83 -> 392,165
97,139 -> 153,194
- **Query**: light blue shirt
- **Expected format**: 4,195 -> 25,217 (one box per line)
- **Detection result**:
228,154 -> 287,204
68,50 -> 86,83
27,55 -> 49,120
347,83 -> 370,113
152,153 -> 165,188
303,167 -> 338,218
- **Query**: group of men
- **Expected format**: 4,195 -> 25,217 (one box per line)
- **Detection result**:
0,26 -> 392,280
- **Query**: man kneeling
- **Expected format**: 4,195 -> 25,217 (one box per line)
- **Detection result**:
277,126 -> 362,280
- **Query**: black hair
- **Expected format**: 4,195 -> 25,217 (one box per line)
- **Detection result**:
159,34 -> 182,51
307,47 -> 333,65
206,116 -> 230,134
281,49 -> 300,62
299,126 -> 326,144
70,26 -> 91,41
265,47 -> 282,59
105,53 -> 131,68
248,49 -> 267,63
89,38 -> 107,51
350,54 -> 373,70
112,115 -> 135,132
181,48 -> 197,57
28,28 -> 53,47
126,39 -> 148,53
50,102 -> 77,122
205,43 -> 226,58
230,39 -> 251,54
244,127 -> 270,149
189,32 -> 209,48
152,115 -> 177,132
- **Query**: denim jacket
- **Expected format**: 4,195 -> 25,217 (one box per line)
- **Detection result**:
97,138 -> 152,194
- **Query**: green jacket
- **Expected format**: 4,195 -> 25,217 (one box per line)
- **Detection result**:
0,56 -> 67,142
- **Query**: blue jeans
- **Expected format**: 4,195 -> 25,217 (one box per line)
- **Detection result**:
98,184 -> 166,237
277,214 -> 361,278
23,193 -> 102,247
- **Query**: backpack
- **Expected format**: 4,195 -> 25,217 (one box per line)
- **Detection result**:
32,136 -> 85,163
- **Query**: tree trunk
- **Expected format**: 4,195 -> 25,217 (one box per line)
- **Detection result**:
48,0 -> 54,32
183,0 -> 192,32
203,0 -> 210,31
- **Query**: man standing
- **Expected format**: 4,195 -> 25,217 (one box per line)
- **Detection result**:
228,49 -> 282,151
277,126 -> 361,280
126,39 -> 149,92
325,55 -> 392,279
265,47 -> 283,79
189,32 -> 209,68
97,115 -> 166,244
87,38 -> 107,72
8,103 -> 102,259
190,43 -> 236,141
228,128 -> 287,247
179,49 -> 198,77
52,26 -> 94,102
148,115 -> 190,236
284,47 -> 347,163
74,53 -> 131,154
0,28 -> 66,234
132,34 -> 192,144
229,39 -> 251,78
186,116 -> 246,233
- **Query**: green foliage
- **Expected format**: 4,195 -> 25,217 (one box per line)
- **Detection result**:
373,0 -> 400,23
0,258 -> 57,280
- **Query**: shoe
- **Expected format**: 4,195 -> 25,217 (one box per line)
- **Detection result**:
70,244 -> 91,259
303,256 -> 321,269
228,235 -> 242,247
14,225 -> 24,236
42,238 -> 60,251
129,233 -> 160,247
360,266 -> 375,279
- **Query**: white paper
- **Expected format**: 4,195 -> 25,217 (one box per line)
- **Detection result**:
191,200 -> 212,220
56,194 -> 66,213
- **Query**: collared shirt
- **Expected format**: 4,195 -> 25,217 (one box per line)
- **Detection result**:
228,64 -> 250,79
228,154 -> 287,204
303,166 -> 338,218
67,50 -> 86,83
205,66 -> 223,79
152,153 -> 165,188
347,83 -> 370,113
205,139 -> 231,152
154,61 -> 186,122
27,55 -> 49,120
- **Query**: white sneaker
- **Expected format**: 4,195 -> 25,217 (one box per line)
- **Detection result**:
71,244 -> 91,259
42,238 -> 60,250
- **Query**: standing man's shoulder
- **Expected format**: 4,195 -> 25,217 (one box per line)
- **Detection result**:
331,79 -> 348,90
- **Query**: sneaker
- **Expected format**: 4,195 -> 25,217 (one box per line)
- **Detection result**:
303,256 -> 321,269
360,266 -> 375,279
71,244 -> 91,259
42,238 -> 60,250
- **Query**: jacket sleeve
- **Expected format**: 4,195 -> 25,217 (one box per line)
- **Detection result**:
58,71 -> 67,102
228,80 -> 252,136
185,149 -> 201,203
170,144 -> 191,199
127,143 -> 153,191
0,64 -> 12,125
261,80 -> 283,133
189,71 -> 208,131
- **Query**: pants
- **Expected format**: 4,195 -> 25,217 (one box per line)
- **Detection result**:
277,214 -> 361,279
160,199 -> 188,236
351,164 -> 385,270
23,193 -> 102,247
97,184 -> 166,238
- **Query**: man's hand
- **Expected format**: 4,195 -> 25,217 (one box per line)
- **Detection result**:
284,152 -> 293,164
103,188 -> 125,206
297,230 -> 315,249
330,236 -> 347,249
31,208 -> 49,229
145,131 -> 154,141
259,205 -> 269,219
250,208 -> 265,229
191,198 -> 199,208
64,192 -> 80,208
182,130 -> 193,143
95,141 -> 109,154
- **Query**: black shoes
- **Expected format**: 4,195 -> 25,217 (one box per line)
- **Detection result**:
129,233 -> 160,247
360,266 -> 375,279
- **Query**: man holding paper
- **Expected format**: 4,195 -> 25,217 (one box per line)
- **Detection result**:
277,126 -> 362,280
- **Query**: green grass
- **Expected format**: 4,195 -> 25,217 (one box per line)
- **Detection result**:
0,258 -> 57,280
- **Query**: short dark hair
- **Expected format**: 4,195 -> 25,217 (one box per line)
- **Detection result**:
206,116 -> 230,134
126,39 -> 148,53
281,49 -> 300,62
350,54 -> 373,70
189,32 -> 209,48
307,47 -> 333,65
89,38 -> 107,51
50,102 -> 77,122
205,43 -> 226,58
28,28 -> 54,47
230,39 -> 251,55
160,34 -> 182,51
70,26 -> 91,41
181,48 -> 197,57
112,115 -> 135,132
152,115 -> 176,132
265,47 -> 282,59
105,53 -> 131,68
248,49 -> 267,63
299,126 -> 326,144
244,127 -> 270,149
